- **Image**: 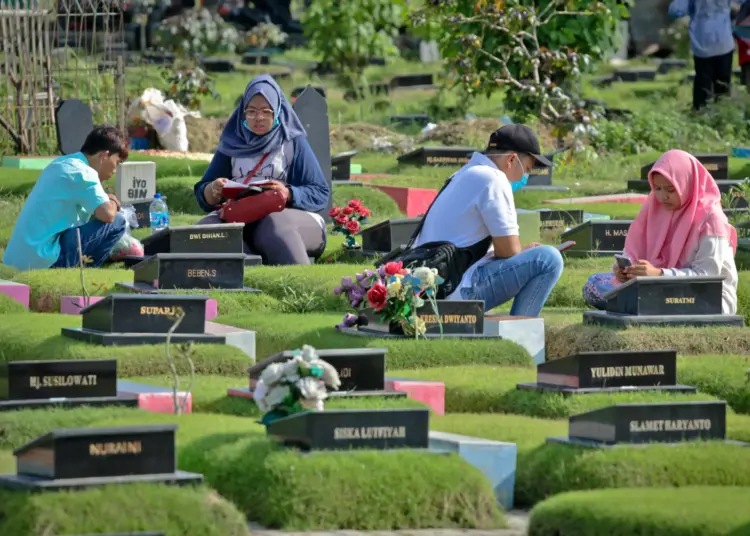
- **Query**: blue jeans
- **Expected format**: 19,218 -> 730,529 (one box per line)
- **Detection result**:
460,245 -> 564,316
52,213 -> 127,268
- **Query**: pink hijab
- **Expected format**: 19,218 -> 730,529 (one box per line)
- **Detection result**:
624,149 -> 737,269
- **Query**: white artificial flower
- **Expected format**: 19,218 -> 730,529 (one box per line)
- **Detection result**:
301,345 -> 317,363
263,385 -> 290,411
413,266 -> 436,288
253,381 -> 269,412
317,360 -> 341,390
300,398 -> 325,411
259,363 -> 284,386
297,377 -> 328,402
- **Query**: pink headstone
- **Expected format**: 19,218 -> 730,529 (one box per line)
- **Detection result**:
386,378 -> 445,415
0,280 -> 30,309
60,296 -> 104,315
117,380 -> 192,414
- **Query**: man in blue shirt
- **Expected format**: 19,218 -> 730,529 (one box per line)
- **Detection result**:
4,126 -> 129,271
669,0 -> 736,110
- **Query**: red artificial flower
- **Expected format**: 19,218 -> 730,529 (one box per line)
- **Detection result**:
343,206 -> 354,215
358,207 -> 370,218
346,219 -> 360,234
329,206 -> 341,217
335,213 -> 348,226
384,261 -> 407,276
366,282 -> 388,311
348,199 -> 362,210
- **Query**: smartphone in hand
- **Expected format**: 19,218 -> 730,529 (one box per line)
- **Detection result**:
615,254 -> 632,269
557,241 -> 576,252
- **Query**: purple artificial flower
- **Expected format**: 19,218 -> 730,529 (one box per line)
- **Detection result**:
335,313 -> 358,331
341,276 -> 353,289
350,288 -> 365,308
333,286 -> 342,296
376,265 -> 387,279
364,269 -> 374,278
356,273 -> 366,282
358,277 -> 372,290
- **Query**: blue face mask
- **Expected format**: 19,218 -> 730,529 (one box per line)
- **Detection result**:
242,117 -> 280,132
511,173 -> 528,192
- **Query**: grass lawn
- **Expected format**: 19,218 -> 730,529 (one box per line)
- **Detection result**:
0,48 -> 749,534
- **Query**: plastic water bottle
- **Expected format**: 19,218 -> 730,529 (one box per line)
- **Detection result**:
149,194 -> 169,233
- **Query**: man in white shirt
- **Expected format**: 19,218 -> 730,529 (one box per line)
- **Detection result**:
413,124 -> 564,316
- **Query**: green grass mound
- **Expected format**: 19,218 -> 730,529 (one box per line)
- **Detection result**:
528,486 -> 750,536
396,362 -> 750,415
434,413 -> 750,507
0,313 -> 253,376
0,484 -> 250,536
0,407 -> 503,531
0,293 -> 26,314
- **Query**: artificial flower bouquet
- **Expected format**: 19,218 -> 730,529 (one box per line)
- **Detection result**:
334,261 -> 444,338
254,345 -> 341,426
329,199 -> 371,249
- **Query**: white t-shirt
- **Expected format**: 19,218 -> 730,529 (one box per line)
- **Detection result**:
413,152 -> 519,299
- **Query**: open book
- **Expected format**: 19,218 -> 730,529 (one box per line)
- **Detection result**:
222,179 -> 276,199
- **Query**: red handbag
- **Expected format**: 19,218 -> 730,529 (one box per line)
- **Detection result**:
218,153 -> 287,224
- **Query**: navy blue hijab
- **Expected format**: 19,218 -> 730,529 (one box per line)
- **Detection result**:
218,75 -> 306,158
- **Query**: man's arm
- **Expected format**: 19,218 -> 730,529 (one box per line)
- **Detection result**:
477,170 -> 522,259
75,169 -> 117,223
93,198 -> 118,223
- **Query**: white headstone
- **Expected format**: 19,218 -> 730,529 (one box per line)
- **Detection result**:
115,161 -> 156,203
419,40 -> 440,63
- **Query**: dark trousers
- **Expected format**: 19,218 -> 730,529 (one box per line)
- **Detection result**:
52,213 -> 127,268
693,50 -> 734,110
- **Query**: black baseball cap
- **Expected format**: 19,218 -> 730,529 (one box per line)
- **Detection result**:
485,124 -> 552,167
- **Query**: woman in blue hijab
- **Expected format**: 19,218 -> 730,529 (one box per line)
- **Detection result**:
194,75 -> 330,265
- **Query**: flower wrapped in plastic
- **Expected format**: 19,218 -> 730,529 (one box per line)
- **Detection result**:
253,345 -> 341,426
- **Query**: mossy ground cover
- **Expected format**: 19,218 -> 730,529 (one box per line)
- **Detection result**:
527,487 -> 750,536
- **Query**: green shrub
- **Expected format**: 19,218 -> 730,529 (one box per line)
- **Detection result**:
0,484 -> 251,536
528,486 -> 750,536
180,435 -> 503,530
432,412 -> 750,507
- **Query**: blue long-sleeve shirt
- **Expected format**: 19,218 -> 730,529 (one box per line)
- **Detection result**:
669,0 -> 735,58
194,136 -> 330,213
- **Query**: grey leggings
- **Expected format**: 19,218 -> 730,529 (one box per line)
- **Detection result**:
197,209 -> 327,265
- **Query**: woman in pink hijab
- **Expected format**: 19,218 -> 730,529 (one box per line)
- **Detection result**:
583,149 -> 739,314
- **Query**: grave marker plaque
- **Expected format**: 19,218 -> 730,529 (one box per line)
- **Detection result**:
293,87 -> 333,220
548,401 -> 727,446
390,73 -> 435,88
0,424 -> 203,490
116,161 -> 156,204
0,359 -> 138,410
416,300 -> 484,335
517,350 -> 696,394
640,153 -> 728,181
56,100 -> 94,155
132,200 -> 152,228
398,146 -> 476,167
613,68 -> 657,82
267,408 -> 430,450
241,52 -> 270,65
127,253 -> 248,291
605,276 -> 723,316
142,223 -> 244,255
527,149 -> 564,187
200,57 -> 235,72
331,151 -> 358,181
559,220 -> 632,256
360,217 -> 421,253
249,348 -> 388,393
536,208 -> 584,229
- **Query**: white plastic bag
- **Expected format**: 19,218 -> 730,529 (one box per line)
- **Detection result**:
109,206 -> 144,260
128,88 -> 198,152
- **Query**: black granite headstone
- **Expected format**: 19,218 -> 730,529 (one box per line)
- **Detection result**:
293,87 -> 333,221
249,348 -> 388,393
127,253 -> 248,291
390,73 -> 435,88
548,401 -> 727,446
360,217 -> 421,253
291,85 -> 326,99
657,58 -> 688,74
613,68 -> 657,82
143,51 -> 176,64
361,300 -> 484,336
527,149 -> 564,187
640,153 -> 728,181
606,276 -> 723,316
536,209 -> 584,229
142,223 -> 245,255
517,350 -> 696,394
559,220 -> 632,256
0,359 -> 138,411
397,146 -> 476,167
241,52 -> 270,65
331,151 -> 358,181
132,200 -> 152,229
0,424 -> 203,490
267,408 -> 430,450
199,57 -> 235,72
56,99 -> 94,155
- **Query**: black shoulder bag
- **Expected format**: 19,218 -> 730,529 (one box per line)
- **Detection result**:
374,175 -> 492,299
